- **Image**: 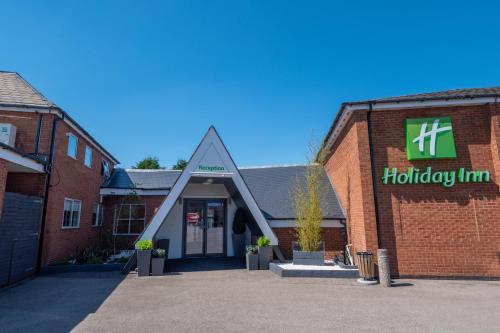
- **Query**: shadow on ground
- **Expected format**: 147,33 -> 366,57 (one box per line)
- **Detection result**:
166,257 -> 245,272
0,271 -> 125,333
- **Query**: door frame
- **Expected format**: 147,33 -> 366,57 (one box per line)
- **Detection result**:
182,198 -> 227,258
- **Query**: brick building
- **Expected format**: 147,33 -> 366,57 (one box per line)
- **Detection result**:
100,127 -> 347,260
323,87 -> 500,278
0,71 -> 118,283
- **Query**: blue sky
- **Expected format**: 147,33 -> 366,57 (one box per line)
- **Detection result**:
2,1 -> 500,168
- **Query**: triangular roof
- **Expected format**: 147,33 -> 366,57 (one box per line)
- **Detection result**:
137,126 -> 279,246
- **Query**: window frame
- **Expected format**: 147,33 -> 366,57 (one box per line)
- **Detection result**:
67,133 -> 78,159
62,198 -> 82,229
101,159 -> 110,177
84,145 -> 92,168
113,203 -> 146,235
92,203 -> 103,227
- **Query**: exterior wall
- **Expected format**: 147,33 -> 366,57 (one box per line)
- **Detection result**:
0,159 -> 7,216
273,227 -> 346,260
5,173 -> 46,197
0,110 -> 54,155
326,103 -> 500,278
324,112 -> 379,257
101,195 -> 166,249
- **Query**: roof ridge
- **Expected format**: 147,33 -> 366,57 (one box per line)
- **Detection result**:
13,72 -> 55,107
124,168 -> 182,172
238,163 -> 310,169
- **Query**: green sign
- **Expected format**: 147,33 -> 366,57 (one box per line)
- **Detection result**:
197,165 -> 225,172
405,117 -> 457,160
382,167 -> 490,188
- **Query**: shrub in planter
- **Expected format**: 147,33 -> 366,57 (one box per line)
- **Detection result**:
245,245 -> 259,270
291,143 -> 327,266
232,208 -> 248,258
151,249 -> 166,276
136,240 -> 153,277
257,236 -> 271,270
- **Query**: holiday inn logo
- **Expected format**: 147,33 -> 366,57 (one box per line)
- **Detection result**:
405,117 -> 457,160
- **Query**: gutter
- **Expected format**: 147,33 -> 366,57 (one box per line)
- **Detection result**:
366,104 -> 382,250
36,112 -> 64,274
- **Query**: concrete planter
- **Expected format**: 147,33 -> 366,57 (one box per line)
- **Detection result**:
292,242 -> 325,266
232,233 -> 246,258
151,258 -> 165,276
258,246 -> 271,270
246,252 -> 259,270
137,250 -> 151,276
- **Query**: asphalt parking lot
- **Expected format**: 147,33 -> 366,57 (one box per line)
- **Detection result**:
1,263 -> 499,333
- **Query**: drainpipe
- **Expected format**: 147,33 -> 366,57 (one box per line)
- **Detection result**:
36,111 -> 64,274
366,103 -> 382,250
34,113 -> 43,155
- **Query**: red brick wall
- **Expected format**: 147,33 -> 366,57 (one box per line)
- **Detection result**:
0,159 -> 8,216
326,103 -> 500,278
101,195 -> 166,249
41,120 -> 115,265
273,227 -> 346,260
6,173 -> 46,197
324,112 -> 379,257
0,111 -> 54,154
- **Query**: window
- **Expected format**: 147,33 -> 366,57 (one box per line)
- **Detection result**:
62,198 -> 81,228
113,204 -> 146,235
101,160 -> 110,178
67,133 -> 78,159
84,146 -> 92,167
92,203 -> 103,226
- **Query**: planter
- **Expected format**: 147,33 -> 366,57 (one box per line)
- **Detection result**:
151,258 -> 165,276
258,246 -> 271,270
137,250 -> 152,276
292,242 -> 325,266
246,252 -> 259,270
232,233 -> 246,257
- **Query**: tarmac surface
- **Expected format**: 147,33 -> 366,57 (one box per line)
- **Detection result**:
1,259 -> 499,333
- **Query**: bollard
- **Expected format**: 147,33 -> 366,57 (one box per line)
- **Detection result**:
377,249 -> 391,287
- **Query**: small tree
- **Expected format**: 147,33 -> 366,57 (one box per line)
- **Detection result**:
172,158 -> 188,170
133,156 -> 164,169
292,141 -> 327,252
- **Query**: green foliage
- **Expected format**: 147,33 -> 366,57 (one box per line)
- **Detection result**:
172,158 -> 188,170
115,256 -> 130,264
133,156 -> 164,169
137,240 -> 153,250
152,249 -> 166,258
246,245 -> 258,254
232,208 -> 247,234
257,236 -> 270,247
292,141 -> 326,252
86,256 -> 104,264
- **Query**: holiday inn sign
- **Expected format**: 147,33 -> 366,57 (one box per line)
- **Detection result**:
382,116 -> 490,187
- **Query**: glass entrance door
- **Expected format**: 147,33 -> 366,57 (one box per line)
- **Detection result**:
184,199 -> 225,257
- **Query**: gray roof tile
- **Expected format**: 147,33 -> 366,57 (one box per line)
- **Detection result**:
103,165 -> 345,220
0,71 -> 54,107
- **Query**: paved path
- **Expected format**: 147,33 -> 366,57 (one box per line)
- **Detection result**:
1,267 -> 499,332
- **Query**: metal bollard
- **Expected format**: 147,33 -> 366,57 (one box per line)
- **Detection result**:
377,249 -> 391,287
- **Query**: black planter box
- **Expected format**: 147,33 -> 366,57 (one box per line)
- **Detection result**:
137,250 -> 151,277
151,258 -> 165,276
246,253 -> 259,270
258,246 -> 271,270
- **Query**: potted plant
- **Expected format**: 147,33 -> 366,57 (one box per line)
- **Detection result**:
136,239 -> 153,276
151,249 -> 166,276
291,143 -> 326,265
232,208 -> 247,257
245,245 -> 259,270
257,236 -> 271,270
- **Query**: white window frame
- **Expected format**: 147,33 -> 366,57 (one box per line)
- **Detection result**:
113,203 -> 146,235
62,198 -> 81,229
92,203 -> 103,227
67,133 -> 78,159
84,145 -> 92,168
102,159 -> 110,177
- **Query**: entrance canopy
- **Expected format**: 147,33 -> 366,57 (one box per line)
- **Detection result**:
137,126 -> 279,246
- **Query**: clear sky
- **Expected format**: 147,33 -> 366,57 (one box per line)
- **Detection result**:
2,1 -> 499,168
